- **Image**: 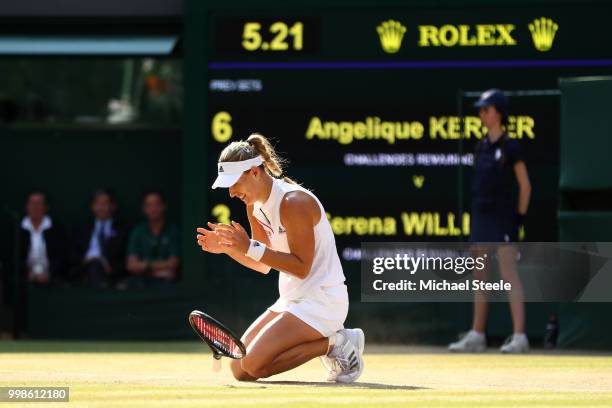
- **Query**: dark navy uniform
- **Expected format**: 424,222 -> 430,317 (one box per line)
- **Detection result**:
470,134 -> 524,242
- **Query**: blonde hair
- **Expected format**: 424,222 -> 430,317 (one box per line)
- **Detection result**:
218,133 -> 298,184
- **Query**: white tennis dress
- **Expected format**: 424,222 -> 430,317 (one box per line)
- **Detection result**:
252,178 -> 349,337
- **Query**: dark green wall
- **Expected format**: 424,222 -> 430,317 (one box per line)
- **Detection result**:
556,77 -> 612,349
0,127 -> 181,301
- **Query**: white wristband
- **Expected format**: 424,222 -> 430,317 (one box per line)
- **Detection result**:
245,239 -> 266,261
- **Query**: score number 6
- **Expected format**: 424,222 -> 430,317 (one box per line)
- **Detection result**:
211,111 -> 232,143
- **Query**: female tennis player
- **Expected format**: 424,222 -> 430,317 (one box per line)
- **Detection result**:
196,133 -> 364,382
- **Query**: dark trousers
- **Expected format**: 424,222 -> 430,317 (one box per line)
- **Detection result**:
79,259 -> 110,288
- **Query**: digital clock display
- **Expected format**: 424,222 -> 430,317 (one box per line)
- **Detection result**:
213,17 -> 320,54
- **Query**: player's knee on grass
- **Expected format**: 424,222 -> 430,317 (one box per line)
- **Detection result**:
230,359 -> 257,382
240,355 -> 272,379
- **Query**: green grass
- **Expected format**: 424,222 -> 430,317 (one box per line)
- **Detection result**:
1,342 -> 611,407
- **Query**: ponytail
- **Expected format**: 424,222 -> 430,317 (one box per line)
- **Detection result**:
246,133 -> 284,177
219,133 -> 299,184
248,133 -> 299,185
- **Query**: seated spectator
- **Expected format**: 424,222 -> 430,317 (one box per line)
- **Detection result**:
126,190 -> 179,287
71,189 -> 128,288
20,191 -> 68,285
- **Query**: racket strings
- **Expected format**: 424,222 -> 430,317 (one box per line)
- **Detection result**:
194,317 -> 241,357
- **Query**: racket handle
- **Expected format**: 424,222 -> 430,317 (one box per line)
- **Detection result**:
212,355 -> 222,372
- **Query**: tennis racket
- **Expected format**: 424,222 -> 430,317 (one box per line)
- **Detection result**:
188,310 -> 246,367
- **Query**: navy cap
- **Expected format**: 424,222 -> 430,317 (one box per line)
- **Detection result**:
474,88 -> 508,117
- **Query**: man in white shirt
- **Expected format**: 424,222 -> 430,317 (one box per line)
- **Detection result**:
20,191 -> 67,285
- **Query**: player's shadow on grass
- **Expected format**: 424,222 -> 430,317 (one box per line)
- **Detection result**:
256,380 -> 427,390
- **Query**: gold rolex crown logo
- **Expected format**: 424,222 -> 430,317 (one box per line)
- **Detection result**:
528,17 -> 558,52
377,20 -> 407,54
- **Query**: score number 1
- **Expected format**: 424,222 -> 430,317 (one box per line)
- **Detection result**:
242,22 -> 303,51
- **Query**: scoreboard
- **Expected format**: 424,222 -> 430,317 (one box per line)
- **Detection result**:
185,1 -> 612,272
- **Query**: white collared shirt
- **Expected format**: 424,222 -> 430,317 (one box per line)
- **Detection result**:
21,215 -> 52,274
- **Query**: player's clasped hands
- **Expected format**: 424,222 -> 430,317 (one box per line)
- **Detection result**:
196,221 -> 250,255
195,223 -> 226,254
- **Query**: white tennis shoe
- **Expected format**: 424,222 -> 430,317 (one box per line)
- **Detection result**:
319,354 -> 336,381
321,328 -> 365,383
448,330 -> 487,352
500,333 -> 530,353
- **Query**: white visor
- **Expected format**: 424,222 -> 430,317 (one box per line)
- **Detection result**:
211,156 -> 264,189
